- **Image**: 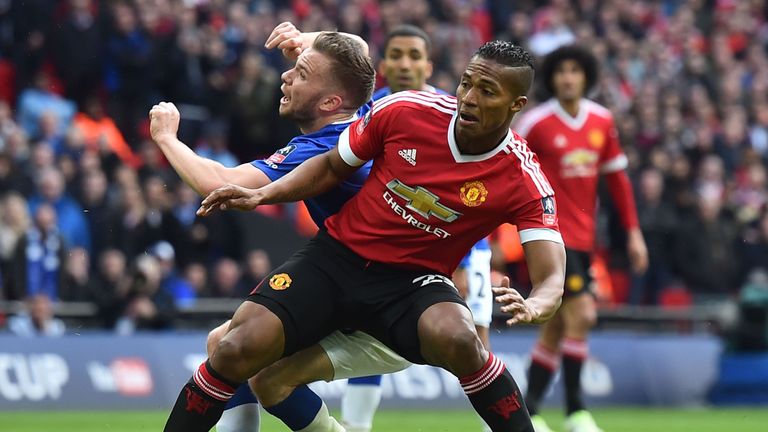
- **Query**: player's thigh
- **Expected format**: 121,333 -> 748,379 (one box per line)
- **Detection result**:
465,249 -> 494,327
561,291 -> 597,332
248,239 -> 347,357
319,330 -> 412,380
250,344 -> 334,406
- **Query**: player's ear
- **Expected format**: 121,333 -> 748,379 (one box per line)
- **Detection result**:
425,60 -> 434,80
377,59 -> 387,76
510,96 -> 528,114
320,94 -> 344,113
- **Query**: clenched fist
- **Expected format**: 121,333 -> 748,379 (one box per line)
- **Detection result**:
149,102 -> 181,143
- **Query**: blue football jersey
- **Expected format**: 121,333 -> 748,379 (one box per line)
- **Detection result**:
459,237 -> 491,269
252,111 -> 372,227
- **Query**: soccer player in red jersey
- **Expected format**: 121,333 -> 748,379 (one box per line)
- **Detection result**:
514,45 -> 648,432
164,41 -> 566,432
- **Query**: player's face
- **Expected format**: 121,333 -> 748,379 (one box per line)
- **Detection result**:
279,49 -> 333,122
455,57 -> 528,140
552,59 -> 586,102
379,36 -> 433,93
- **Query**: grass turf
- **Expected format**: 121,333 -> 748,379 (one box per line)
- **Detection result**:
0,408 -> 766,431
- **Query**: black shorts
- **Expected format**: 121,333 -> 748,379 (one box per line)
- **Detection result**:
247,230 -> 468,364
563,249 -> 594,298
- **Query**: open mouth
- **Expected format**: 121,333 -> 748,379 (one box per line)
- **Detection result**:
459,112 -> 479,122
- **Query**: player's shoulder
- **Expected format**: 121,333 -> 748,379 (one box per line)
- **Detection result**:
582,99 -> 614,121
505,131 -> 555,197
370,90 -> 456,117
514,99 -> 558,137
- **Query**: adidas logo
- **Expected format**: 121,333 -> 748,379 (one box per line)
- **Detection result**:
398,148 -> 417,166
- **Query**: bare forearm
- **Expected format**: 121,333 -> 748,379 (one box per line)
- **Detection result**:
524,241 -> 566,321
154,135 -> 227,195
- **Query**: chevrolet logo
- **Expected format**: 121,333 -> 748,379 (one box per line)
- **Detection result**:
386,180 -> 461,222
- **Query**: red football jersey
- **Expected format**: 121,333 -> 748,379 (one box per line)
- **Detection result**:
514,99 -> 628,252
325,91 -> 563,275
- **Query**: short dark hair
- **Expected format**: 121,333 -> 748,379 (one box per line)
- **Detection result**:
313,32 -> 376,109
474,41 -> 535,94
383,25 -> 432,55
539,45 -> 598,98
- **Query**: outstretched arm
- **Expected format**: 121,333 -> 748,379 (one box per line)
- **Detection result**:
149,102 -> 270,195
493,239 -> 565,325
196,145 -> 358,216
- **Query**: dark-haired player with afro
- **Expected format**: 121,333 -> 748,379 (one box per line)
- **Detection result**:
514,45 -> 648,432
190,40 -> 566,432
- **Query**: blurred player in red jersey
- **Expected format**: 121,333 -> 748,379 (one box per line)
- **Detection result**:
514,45 -> 648,432
177,41 -> 565,432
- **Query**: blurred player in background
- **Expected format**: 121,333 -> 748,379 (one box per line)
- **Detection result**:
514,45 -> 648,432
343,24 -> 494,432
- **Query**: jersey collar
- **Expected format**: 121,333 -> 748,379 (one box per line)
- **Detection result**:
447,113 -> 512,163
551,99 -> 588,130
331,113 -> 359,125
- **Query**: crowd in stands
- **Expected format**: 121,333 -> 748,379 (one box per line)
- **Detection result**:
1,0 -> 768,333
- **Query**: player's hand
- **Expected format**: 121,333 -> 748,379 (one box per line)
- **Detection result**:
265,21 -> 304,60
149,102 -> 180,143
627,228 -> 648,274
492,276 -> 544,326
197,184 -> 263,216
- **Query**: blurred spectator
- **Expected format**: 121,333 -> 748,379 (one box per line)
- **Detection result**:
210,257 -> 246,298
195,120 -> 239,168
183,262 -> 210,298
150,241 -> 196,307
104,1 -> 154,144
674,186 -> 740,300
8,293 -> 66,337
89,248 -> 130,328
0,193 -> 31,298
16,71 -> 76,139
240,249 -> 272,290
28,166 -> 91,251
115,254 -> 176,334
228,50 -> 280,160
51,0 -> 105,105
59,247 -> 91,301
741,211 -> 768,280
7,204 -> 66,301
72,95 -> 142,168
630,168 -> 678,305
78,168 -> 113,258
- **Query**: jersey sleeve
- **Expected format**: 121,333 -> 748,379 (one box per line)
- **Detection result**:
251,137 -> 322,181
599,118 -> 628,174
337,99 -> 401,167
511,195 -> 563,245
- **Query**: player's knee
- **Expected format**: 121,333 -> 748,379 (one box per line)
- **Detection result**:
426,324 -> 485,374
206,321 -> 231,357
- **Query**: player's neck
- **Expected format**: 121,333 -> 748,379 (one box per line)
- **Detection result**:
557,97 -> 581,117
298,112 -> 357,134
454,125 -> 509,155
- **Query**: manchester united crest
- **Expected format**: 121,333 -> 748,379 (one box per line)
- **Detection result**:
460,181 -> 488,207
269,273 -> 292,291
588,129 -> 605,149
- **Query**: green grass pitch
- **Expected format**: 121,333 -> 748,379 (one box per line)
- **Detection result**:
1,408 -> 767,431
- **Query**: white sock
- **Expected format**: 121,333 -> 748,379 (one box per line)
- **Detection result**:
340,384 -> 382,432
215,403 -> 261,432
297,402 -> 346,432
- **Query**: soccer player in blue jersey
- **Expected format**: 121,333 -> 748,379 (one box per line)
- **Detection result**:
150,29 -> 380,432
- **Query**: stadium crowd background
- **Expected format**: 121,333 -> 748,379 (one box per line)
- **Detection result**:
0,0 -> 767,334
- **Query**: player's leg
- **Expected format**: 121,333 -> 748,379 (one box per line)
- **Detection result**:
558,251 -> 601,432
164,238 -> 343,432
207,321 -> 261,432
373,275 -> 533,432
341,375 -> 382,432
164,301 -> 285,432
252,330 -> 412,432
560,294 -> 601,432
525,312 -> 563,432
